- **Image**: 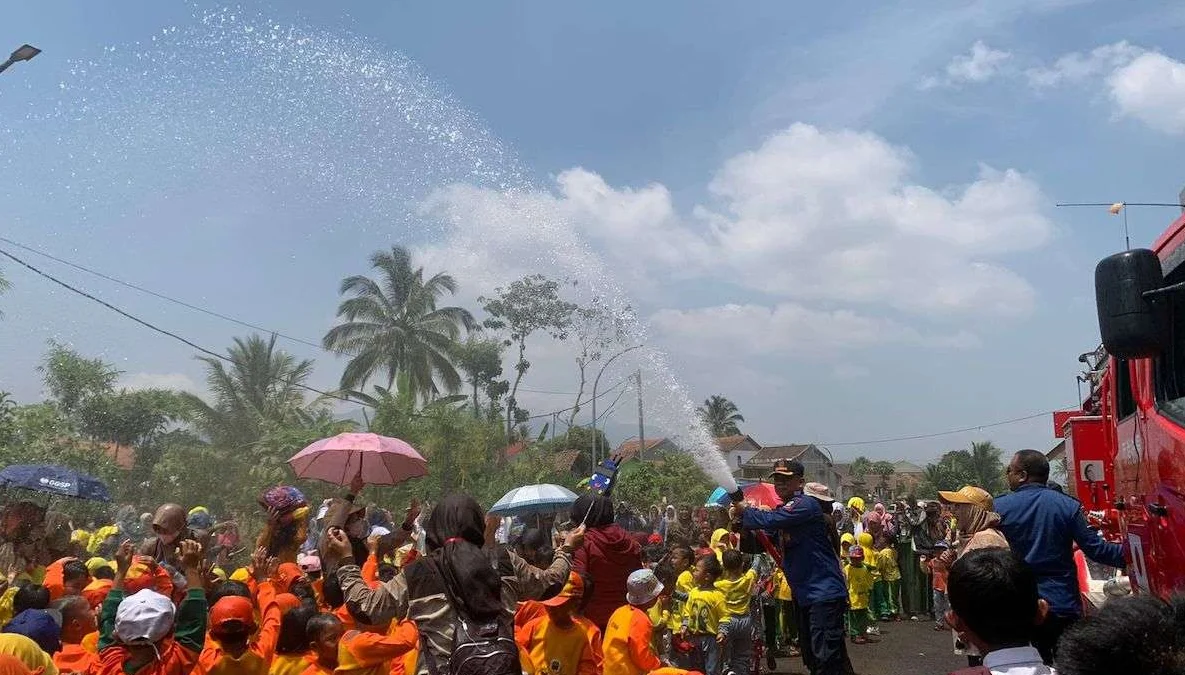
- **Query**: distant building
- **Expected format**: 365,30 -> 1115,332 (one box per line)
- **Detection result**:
740,444 -> 844,499
614,437 -> 681,461
716,434 -> 762,476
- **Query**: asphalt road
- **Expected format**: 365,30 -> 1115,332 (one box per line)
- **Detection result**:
769,620 -> 966,675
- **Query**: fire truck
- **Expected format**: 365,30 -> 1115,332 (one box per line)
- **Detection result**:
1057,204 -> 1185,599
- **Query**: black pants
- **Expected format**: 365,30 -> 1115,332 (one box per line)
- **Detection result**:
797,598 -> 851,675
1034,612 -> 1078,665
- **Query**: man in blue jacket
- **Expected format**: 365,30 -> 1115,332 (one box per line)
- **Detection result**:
994,448 -> 1126,666
730,459 -> 848,675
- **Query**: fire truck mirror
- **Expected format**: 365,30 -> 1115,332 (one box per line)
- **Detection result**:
1095,248 -> 1165,359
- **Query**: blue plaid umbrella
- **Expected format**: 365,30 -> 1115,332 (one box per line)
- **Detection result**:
0,464 -> 112,502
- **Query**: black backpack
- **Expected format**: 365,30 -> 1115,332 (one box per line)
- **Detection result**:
406,549 -> 520,675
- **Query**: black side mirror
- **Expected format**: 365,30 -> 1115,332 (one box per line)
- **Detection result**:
1095,248 -> 1165,359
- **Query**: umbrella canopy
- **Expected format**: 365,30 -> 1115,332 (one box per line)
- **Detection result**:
708,481 -> 782,509
289,432 -> 427,486
489,483 -> 580,517
0,464 -> 112,502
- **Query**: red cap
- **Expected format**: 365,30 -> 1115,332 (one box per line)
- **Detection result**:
540,572 -> 584,607
276,563 -> 305,592
210,596 -> 257,635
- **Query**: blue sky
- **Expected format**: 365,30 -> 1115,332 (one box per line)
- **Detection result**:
4,1 -> 1185,468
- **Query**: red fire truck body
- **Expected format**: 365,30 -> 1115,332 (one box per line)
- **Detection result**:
1069,208 -> 1185,598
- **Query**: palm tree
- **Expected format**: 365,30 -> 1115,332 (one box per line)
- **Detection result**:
697,395 -> 745,436
968,440 -> 1006,493
323,246 -> 476,403
849,455 -> 873,494
181,334 -> 314,449
871,460 -> 897,500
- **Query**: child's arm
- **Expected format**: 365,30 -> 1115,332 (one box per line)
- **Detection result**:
252,580 -> 282,660
362,536 -> 381,589
175,540 -> 210,654
99,539 -> 135,651
627,611 -> 664,672
346,621 -> 418,665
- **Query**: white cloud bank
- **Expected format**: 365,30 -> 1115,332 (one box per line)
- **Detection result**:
920,41 -> 1013,89
418,123 -> 1051,357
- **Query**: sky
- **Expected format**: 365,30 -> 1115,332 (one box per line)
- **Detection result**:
4,1 -> 1185,467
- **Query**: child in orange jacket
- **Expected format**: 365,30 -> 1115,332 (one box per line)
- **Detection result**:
516,573 -> 601,675
196,580 -> 282,674
334,619 -> 418,675
604,569 -> 700,675
300,614 -> 343,675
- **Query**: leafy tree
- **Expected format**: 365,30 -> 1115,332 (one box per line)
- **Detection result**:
968,441 -> 1006,494
0,392 -> 16,447
848,456 -> 872,494
39,341 -> 120,418
181,334 -> 314,449
871,460 -> 897,499
612,451 -> 715,513
697,395 -> 745,436
537,426 -> 610,479
567,297 -> 633,428
480,275 -> 577,442
452,338 -> 506,419
324,246 -> 476,401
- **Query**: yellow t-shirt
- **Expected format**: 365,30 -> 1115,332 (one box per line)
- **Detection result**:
268,653 -> 310,675
714,569 -> 756,617
844,563 -> 875,610
876,548 -> 901,582
668,569 -> 695,631
683,587 -> 729,636
516,614 -> 600,675
773,569 -> 792,601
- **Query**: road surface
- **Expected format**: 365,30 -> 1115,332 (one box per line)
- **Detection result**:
769,620 -> 966,675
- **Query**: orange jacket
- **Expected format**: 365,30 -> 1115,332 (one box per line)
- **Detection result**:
515,600 -> 547,632
603,606 -> 663,675
54,642 -> 99,675
516,614 -> 600,675
196,581 -> 282,675
360,555 -> 381,590
269,653 -> 313,675
334,622 -> 418,675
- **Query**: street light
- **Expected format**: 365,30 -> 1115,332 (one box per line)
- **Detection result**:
590,344 -> 643,466
0,44 -> 41,75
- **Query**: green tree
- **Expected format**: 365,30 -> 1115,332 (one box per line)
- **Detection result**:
0,392 -> 16,447
968,440 -> 1006,494
480,275 -> 577,442
538,426 -> 610,479
39,340 -> 120,418
871,460 -> 897,499
324,246 -> 476,402
848,456 -> 873,494
697,395 -> 745,437
612,451 -> 714,512
181,334 -> 314,449
452,338 -> 506,419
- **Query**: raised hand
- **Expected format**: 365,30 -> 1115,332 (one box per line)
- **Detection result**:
114,540 -> 135,574
179,540 -> 203,572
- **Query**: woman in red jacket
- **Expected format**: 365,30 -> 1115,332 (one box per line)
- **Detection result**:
571,494 -> 643,631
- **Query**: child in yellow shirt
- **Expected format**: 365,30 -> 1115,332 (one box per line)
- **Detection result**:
844,546 -> 875,645
516,572 -> 601,675
679,554 -> 728,675
875,546 -> 901,621
714,550 -> 757,675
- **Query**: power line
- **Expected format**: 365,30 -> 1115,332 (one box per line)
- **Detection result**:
0,234 -> 581,397
820,410 -> 1058,447
0,244 -> 612,422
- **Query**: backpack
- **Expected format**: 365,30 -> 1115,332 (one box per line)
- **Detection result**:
406,549 -> 520,675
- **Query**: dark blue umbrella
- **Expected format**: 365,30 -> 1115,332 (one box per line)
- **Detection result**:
0,464 -> 112,502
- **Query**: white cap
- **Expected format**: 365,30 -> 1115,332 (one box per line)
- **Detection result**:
626,568 -> 664,606
369,525 -> 391,538
114,589 -> 175,644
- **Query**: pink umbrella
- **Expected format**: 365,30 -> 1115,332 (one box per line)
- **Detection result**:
288,432 -> 428,486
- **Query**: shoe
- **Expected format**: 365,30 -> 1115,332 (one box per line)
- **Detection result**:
767,653 -> 777,670
852,635 -> 868,644
866,626 -> 881,636
910,615 -> 919,621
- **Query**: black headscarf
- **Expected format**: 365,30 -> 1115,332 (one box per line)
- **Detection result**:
425,494 -> 502,621
571,494 -> 615,528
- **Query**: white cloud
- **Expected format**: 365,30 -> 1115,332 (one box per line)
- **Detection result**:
921,41 -> 1012,89
1025,42 -> 1185,135
649,303 -> 979,357
1025,41 -> 1141,88
833,364 -> 872,380
117,372 -> 199,392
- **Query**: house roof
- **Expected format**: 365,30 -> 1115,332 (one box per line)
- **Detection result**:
747,444 -> 815,466
99,442 -> 135,470
892,461 -> 925,475
551,449 -> 581,472
614,438 -> 671,461
715,434 -> 760,452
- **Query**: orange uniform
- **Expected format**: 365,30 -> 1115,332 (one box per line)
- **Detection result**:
196,582 -> 282,675
603,605 -> 663,675
96,588 -> 208,675
516,614 -> 601,675
55,642 -> 99,675
269,653 -> 313,675
360,555 -> 381,590
515,600 -> 547,632
334,621 -> 418,675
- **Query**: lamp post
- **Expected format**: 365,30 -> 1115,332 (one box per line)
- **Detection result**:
590,344 -> 643,466
0,45 -> 41,75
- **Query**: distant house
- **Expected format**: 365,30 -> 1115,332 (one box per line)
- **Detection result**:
892,461 -> 926,497
716,434 -> 762,477
614,437 -> 681,461
833,459 -> 929,503
740,444 -> 843,498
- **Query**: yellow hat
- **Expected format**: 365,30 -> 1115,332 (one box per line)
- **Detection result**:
846,497 -> 865,513
229,568 -> 250,582
84,557 -> 113,574
212,567 -> 228,582
938,485 -> 993,511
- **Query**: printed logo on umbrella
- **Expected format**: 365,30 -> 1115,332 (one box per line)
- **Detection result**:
38,477 -> 73,490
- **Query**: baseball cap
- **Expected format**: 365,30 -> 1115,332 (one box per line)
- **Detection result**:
276,563 -> 305,591
767,459 -> 805,480
3,609 -> 62,654
938,486 -> 994,511
626,569 -> 664,606
297,553 -> 321,573
802,482 -> 834,502
540,572 -> 584,608
85,557 -> 114,575
114,589 -> 175,645
209,596 -> 257,636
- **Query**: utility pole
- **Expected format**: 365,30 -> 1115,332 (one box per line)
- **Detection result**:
636,370 -> 645,462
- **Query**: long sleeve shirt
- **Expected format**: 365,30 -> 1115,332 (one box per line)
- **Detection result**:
741,495 -> 848,606
97,588 -> 207,675
602,606 -> 662,675
335,621 -> 418,675
995,483 -> 1126,617
196,581 -> 283,675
